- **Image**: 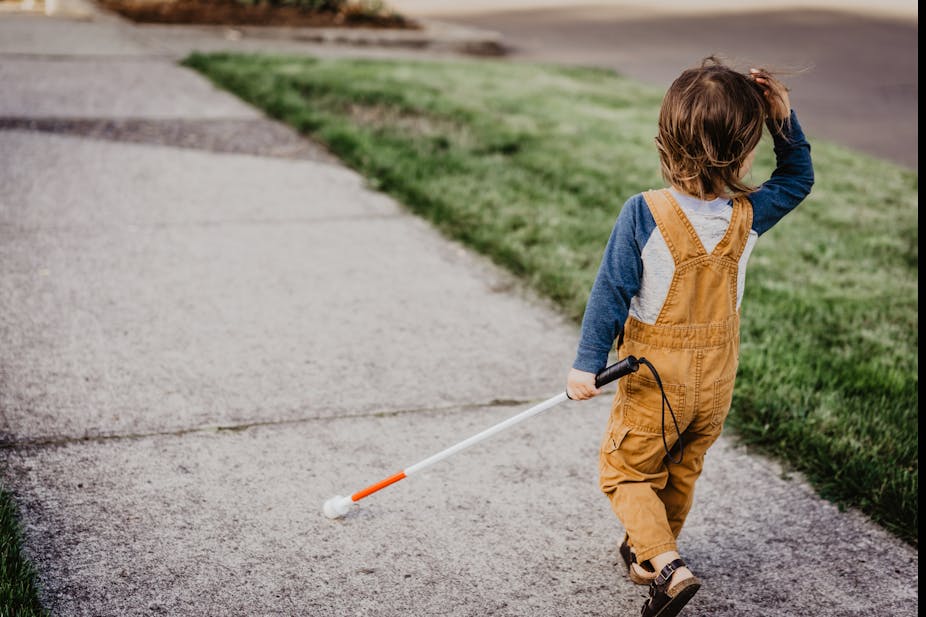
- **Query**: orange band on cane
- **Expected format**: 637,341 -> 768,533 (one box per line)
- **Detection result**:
351,471 -> 406,502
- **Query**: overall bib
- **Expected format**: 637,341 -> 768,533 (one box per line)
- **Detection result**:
599,188 -> 752,562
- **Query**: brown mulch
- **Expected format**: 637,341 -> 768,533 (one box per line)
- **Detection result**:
95,0 -> 419,29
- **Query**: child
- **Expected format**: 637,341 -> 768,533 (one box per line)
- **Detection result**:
566,57 -> 813,617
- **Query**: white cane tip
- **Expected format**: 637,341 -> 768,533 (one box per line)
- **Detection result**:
323,495 -> 352,519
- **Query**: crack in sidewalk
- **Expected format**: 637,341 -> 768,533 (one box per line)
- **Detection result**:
0,52 -> 176,62
0,116 -> 339,162
0,212 -> 404,236
0,396 -> 534,450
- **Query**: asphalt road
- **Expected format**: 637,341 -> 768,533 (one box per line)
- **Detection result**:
405,4 -> 918,169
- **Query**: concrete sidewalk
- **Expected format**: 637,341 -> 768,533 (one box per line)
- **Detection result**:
0,8 -> 917,617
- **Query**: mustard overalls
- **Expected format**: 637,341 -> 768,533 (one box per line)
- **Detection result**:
599,188 -> 752,563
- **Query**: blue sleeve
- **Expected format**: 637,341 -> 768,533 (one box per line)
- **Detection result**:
572,195 -> 648,373
749,110 -> 815,235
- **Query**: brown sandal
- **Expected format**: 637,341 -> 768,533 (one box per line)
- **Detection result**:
640,558 -> 701,617
618,533 -> 657,585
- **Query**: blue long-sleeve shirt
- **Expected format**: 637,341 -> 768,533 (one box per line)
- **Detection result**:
573,110 -> 814,373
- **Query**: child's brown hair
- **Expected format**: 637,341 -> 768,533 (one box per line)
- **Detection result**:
655,56 -> 783,199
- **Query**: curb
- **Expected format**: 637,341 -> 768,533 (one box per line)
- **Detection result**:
43,0 -> 98,18
197,19 -> 508,56
17,1 -> 509,57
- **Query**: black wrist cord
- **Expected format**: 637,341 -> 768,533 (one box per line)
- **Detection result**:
637,357 -> 684,465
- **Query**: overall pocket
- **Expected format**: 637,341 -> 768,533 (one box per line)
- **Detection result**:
599,421 -> 633,492
603,421 -> 631,454
622,372 -> 688,434
710,372 -> 737,428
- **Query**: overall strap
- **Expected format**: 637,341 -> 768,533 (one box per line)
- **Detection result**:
710,196 -> 754,261
642,189 -> 706,266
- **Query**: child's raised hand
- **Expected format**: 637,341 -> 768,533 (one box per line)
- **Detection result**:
567,368 -> 601,400
749,68 -> 791,120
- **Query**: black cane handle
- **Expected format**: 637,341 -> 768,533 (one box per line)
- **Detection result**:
594,355 -> 640,388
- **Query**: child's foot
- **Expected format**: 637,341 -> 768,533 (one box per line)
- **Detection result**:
640,559 -> 700,617
618,534 -> 656,585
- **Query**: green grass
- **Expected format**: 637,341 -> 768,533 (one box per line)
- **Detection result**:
1,486 -> 47,616
183,52 -> 918,545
